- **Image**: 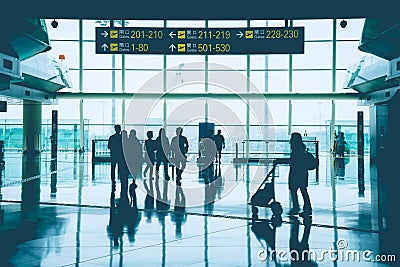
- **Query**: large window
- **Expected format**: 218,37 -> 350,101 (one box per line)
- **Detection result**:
1,19 -> 367,152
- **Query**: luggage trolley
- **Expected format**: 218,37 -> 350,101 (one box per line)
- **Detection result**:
249,161 -> 283,221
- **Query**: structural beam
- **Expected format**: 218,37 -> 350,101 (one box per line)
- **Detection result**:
56,92 -> 361,100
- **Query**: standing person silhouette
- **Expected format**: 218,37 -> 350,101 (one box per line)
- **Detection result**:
108,125 -> 123,187
127,129 -> 142,185
155,128 -> 171,181
171,127 -> 189,186
143,131 -> 157,180
336,132 -> 346,157
213,129 -> 225,164
287,132 -> 312,217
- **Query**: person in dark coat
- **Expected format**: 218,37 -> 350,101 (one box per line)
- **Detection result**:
171,127 -> 189,186
155,128 -> 171,180
288,132 -> 312,216
143,131 -> 157,180
213,129 -> 225,164
336,132 -> 346,157
108,125 -> 123,186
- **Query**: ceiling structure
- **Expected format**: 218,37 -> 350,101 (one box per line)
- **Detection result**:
359,18 -> 400,61
6,1 -> 396,20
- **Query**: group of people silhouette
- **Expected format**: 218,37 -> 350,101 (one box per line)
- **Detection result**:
107,128 -> 318,265
108,125 -> 226,188
108,125 -> 140,192
109,125 -> 313,217
108,125 -> 188,188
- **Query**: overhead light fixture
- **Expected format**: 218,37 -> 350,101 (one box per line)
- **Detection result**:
340,19 -> 347,28
51,19 -> 58,28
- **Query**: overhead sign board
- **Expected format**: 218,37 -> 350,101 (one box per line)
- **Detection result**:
96,27 -> 304,55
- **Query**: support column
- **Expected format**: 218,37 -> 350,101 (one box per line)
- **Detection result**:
357,111 -> 365,196
23,100 -> 42,154
22,100 -> 41,215
80,99 -> 84,152
50,110 -> 58,195
370,94 -> 400,258
330,100 -> 336,153
21,153 -> 41,217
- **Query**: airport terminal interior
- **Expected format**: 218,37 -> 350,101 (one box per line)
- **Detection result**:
0,15 -> 400,266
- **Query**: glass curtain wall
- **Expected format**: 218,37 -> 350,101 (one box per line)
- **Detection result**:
0,18 -> 369,154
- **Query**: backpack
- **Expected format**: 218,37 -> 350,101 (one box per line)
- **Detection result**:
305,151 -> 318,170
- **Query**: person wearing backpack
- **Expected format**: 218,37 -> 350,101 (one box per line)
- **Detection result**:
287,132 -> 313,217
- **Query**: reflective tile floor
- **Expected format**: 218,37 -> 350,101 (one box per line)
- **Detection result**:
0,152 -> 396,266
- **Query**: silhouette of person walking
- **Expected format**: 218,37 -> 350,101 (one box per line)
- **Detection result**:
287,132 -> 313,217
171,127 -> 189,186
213,129 -> 225,164
155,128 -> 171,181
108,125 -> 123,187
127,129 -> 142,183
143,130 -> 157,180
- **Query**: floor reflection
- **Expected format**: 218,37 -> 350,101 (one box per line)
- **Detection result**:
107,188 -> 141,247
171,186 -> 187,238
0,204 -> 68,267
0,153 -> 393,266
21,153 -> 41,215
334,156 -> 350,180
289,216 -> 318,267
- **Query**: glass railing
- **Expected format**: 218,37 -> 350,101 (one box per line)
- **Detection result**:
0,122 -> 370,154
